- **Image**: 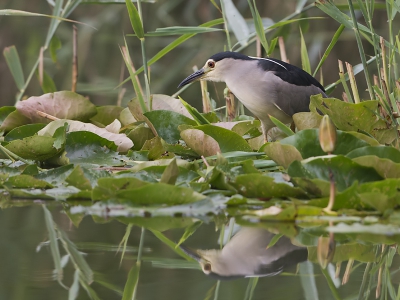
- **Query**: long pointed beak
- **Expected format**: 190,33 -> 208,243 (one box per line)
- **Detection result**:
179,245 -> 202,262
177,68 -> 205,88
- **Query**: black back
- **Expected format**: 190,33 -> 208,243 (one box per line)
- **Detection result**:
208,51 -> 325,92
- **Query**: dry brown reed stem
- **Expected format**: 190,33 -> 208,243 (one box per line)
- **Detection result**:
201,155 -> 210,168
72,25 -> 78,92
39,47 -> 44,87
335,262 -> 341,278
345,62 -> 360,103
36,110 -> 59,121
278,36 -> 288,63
342,258 -> 354,285
225,89 -> 235,121
376,245 -> 386,299
380,37 -> 388,86
200,80 -> 211,113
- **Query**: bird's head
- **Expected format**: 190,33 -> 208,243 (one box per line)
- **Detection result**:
180,245 -> 221,275
177,51 -> 251,88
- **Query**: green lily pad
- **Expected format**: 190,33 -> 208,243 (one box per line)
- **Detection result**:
347,146 -> 400,162
92,177 -> 150,201
310,96 -> 397,144
194,124 -> 253,152
90,105 -> 124,126
5,135 -> 61,161
144,110 -> 197,144
126,124 -> 155,151
264,143 -> 303,169
279,129 -> 370,159
4,124 -> 47,142
0,109 -> 31,133
293,111 -> 322,130
116,183 -> 205,205
232,174 -> 307,198
5,174 -> 53,189
65,165 -> 94,190
64,131 -> 125,166
352,156 -> 400,178
288,156 -> 383,191
35,164 -> 75,185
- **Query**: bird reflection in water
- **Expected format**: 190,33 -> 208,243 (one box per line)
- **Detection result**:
180,227 -> 308,280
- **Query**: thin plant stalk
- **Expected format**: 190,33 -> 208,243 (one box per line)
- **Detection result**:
72,25 -> 78,92
219,0 -> 232,51
133,227 -> 146,300
338,60 -> 354,103
346,0 -> 374,100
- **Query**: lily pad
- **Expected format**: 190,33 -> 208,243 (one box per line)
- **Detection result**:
347,146 -> 400,162
5,135 -> 61,161
180,129 -> 221,157
38,119 -> 133,152
194,125 -> 253,152
288,156 -> 383,191
232,174 -> 307,198
127,124 -> 155,151
279,129 -> 370,159
92,177 -> 150,201
4,174 -> 53,189
16,91 -> 97,123
352,156 -> 400,178
5,124 -> 46,142
310,96 -> 397,144
90,105 -> 124,126
116,183 -> 205,205
144,110 -> 197,144
63,131 -> 126,166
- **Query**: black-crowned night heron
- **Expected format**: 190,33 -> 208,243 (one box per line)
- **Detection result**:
180,227 -> 307,279
178,51 -> 327,140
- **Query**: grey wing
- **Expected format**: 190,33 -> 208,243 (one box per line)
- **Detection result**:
274,80 -> 326,117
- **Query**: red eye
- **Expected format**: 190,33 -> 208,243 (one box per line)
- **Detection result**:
208,61 -> 215,68
203,263 -> 212,272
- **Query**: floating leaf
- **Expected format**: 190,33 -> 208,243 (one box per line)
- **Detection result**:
115,183 -> 206,205
347,146 -> 400,162
180,129 -> 220,157
90,106 -> 124,127
160,158 -> 179,185
232,174 -> 306,198
194,125 -> 252,153
5,135 -> 61,161
293,112 -> 322,130
92,177 -> 150,201
144,110 -> 197,144
16,91 -> 97,123
288,156 -> 383,192
352,156 -> 400,179
5,174 -> 53,189
63,131 -> 126,166
4,124 -> 46,142
0,109 -> 31,132
38,119 -> 133,152
264,143 -> 303,169
310,96 -> 397,144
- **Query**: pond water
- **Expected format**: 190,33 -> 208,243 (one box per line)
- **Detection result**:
2,203 -> 398,300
